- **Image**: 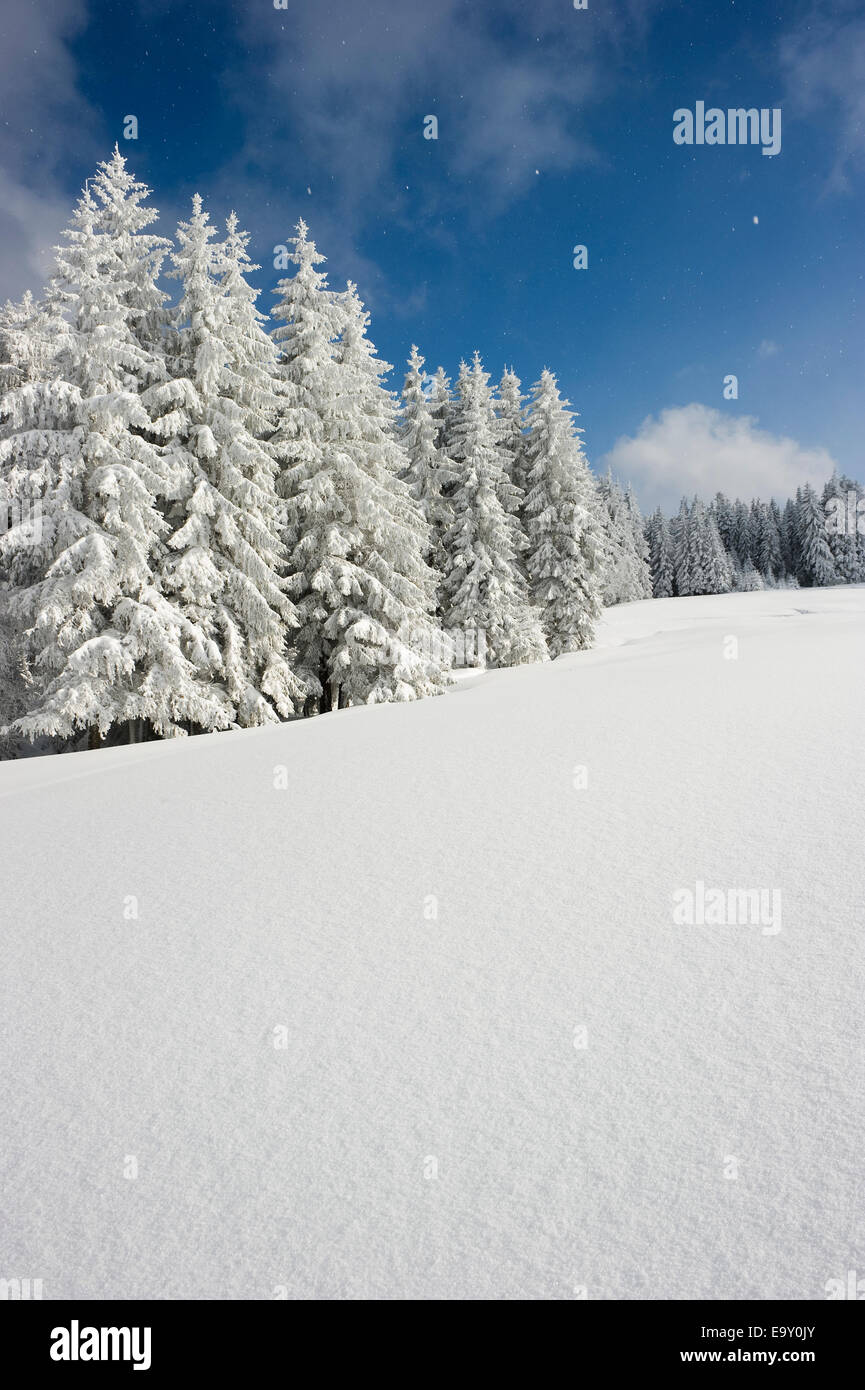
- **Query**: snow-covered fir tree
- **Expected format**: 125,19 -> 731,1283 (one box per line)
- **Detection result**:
623,486 -> 652,599
796,483 -> 836,587
711,491 -> 736,557
694,499 -> 732,594
161,196 -> 304,727
599,471 -> 651,604
646,507 -> 675,598
753,500 -> 782,581
453,353 -> 532,564
683,497 -> 707,594
731,498 -> 753,567
522,369 -> 605,655
672,497 -> 693,596
822,472 -> 865,583
740,557 -> 764,591
1,150 -> 227,747
495,367 -> 530,502
779,497 -> 797,578
671,497 -> 731,596
773,503 -> 795,578
271,225 -> 448,708
427,366 -> 454,456
398,345 -> 454,581
441,352 -> 547,667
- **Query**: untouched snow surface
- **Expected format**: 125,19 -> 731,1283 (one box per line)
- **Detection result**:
1,586 -> 863,1300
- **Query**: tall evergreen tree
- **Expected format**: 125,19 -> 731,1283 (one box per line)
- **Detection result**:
672,497 -> 693,596
495,367 -> 529,504
646,507 -> 675,598
1,151 -> 227,746
623,486 -> 652,599
441,352 -> 546,667
162,197 -> 304,727
731,498 -> 753,566
822,473 -> 865,583
427,366 -> 454,456
754,500 -> 782,581
684,497 -> 708,594
271,226 -> 447,708
522,369 -> 605,655
779,497 -> 797,578
599,471 -> 651,604
739,557 -> 764,591
796,483 -> 836,587
692,497 -> 734,589
769,498 -> 786,576
711,491 -> 736,556
398,345 -> 454,580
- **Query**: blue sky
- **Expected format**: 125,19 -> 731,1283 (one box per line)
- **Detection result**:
0,0 -> 862,511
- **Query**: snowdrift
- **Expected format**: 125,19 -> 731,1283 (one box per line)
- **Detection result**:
1,586 -> 863,1299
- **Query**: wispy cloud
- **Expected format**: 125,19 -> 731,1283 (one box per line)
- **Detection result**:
0,0 -> 667,313
0,0 -> 101,300
779,1 -> 865,193
219,0 -> 664,304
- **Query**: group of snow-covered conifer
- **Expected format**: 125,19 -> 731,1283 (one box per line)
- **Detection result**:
1,152 -> 862,756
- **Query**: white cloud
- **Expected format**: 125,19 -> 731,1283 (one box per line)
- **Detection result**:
757,339 -> 779,358
600,403 -> 836,512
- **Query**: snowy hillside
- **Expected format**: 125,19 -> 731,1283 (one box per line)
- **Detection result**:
1,586 -> 863,1300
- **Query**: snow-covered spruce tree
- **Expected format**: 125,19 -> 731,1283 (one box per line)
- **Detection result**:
773,500 -> 795,581
780,497 -> 797,578
427,366 -> 454,455
1,150 -> 229,748
399,345 -> 454,581
521,369 -> 605,655
844,478 -> 865,580
796,483 -> 836,587
711,491 -> 736,556
646,507 -> 675,597
161,197 -> 304,727
672,497 -> 693,596
495,367 -> 529,504
727,549 -> 744,591
0,291 -> 63,753
754,499 -> 782,581
598,471 -> 650,604
822,472 -> 865,583
331,282 -> 449,696
749,500 -> 762,566
789,488 -> 806,582
441,352 -> 547,667
708,511 -> 733,592
271,225 -> 448,709
731,497 -> 753,566
692,498 -> 732,594
688,498 -> 712,593
623,486 -> 652,599
483,367 -> 524,521
739,557 -> 764,591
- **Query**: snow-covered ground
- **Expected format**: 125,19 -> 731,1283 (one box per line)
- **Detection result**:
1,586 -> 863,1300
